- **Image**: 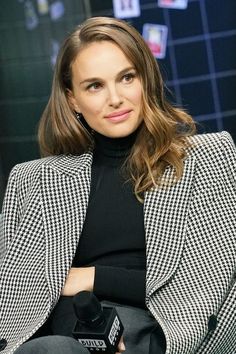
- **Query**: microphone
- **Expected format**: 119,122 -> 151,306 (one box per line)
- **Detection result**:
72,291 -> 124,353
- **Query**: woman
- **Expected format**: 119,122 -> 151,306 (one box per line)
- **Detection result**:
0,17 -> 235,354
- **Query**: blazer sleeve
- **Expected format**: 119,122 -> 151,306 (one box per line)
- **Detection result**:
94,265 -> 146,308
0,166 -> 19,263
220,131 -> 236,185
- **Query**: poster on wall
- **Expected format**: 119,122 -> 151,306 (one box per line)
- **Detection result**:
158,0 -> 188,10
113,0 -> 141,19
142,23 -> 168,59
37,0 -> 49,15
24,0 -> 39,30
50,1 -> 65,21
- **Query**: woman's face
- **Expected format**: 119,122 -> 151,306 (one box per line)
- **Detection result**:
68,40 -> 143,138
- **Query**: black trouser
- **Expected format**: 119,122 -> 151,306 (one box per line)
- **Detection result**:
14,335 -> 89,354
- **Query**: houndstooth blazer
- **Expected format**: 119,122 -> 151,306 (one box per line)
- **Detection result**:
0,131 -> 235,354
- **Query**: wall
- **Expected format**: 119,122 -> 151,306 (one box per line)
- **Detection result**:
0,0 -> 236,207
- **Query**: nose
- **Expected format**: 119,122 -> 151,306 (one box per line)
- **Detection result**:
107,85 -> 123,108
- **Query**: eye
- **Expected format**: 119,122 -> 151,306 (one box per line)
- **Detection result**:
122,72 -> 136,83
87,82 -> 102,92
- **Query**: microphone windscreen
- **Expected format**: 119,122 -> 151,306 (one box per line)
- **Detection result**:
73,291 -> 104,327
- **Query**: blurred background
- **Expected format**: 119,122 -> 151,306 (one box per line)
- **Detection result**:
0,0 -> 236,208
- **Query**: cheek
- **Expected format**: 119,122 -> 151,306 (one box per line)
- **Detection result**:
128,85 -> 142,106
79,95 -> 105,116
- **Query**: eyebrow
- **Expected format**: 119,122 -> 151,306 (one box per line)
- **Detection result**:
79,66 -> 136,85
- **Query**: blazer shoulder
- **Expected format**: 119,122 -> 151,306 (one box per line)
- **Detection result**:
11,155 -> 62,179
9,152 -> 93,186
186,131 -> 235,161
185,131 -> 235,186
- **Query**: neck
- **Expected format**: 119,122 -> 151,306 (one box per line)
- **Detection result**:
93,130 -> 138,158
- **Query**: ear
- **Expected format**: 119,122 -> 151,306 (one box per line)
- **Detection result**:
67,89 -> 80,113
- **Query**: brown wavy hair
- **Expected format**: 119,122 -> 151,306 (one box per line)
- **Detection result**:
38,16 -> 196,200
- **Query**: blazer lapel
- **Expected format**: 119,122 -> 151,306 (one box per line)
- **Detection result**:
144,155 -> 196,298
40,153 -> 92,303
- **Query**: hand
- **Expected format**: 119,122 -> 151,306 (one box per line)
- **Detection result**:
61,267 -> 95,296
116,336 -> 126,353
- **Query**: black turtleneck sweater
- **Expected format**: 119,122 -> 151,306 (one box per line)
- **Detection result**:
72,130 -> 146,308
36,131 -> 149,338
41,131 -> 146,335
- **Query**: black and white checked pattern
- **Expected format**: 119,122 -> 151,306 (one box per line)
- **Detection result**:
0,131 -> 235,354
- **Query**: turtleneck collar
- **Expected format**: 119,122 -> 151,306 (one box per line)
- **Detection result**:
93,129 -> 138,159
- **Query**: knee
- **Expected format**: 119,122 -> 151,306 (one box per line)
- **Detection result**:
14,335 -> 90,354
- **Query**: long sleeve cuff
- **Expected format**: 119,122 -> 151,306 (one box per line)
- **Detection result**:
93,265 -> 146,308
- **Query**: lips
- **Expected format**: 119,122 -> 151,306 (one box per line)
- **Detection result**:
105,109 -> 132,122
105,109 -> 132,118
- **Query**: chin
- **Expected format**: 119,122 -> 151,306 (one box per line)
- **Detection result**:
104,124 -> 141,138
